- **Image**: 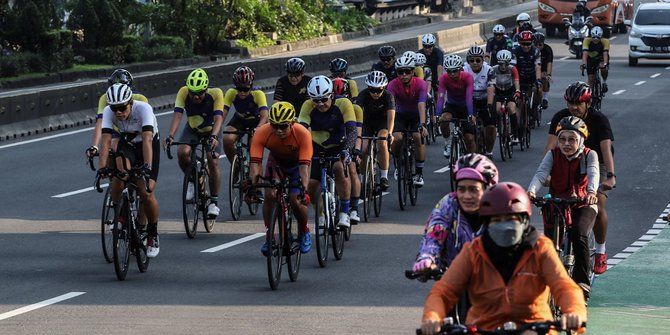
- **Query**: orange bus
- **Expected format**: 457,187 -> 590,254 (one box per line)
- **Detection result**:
538,0 -> 634,37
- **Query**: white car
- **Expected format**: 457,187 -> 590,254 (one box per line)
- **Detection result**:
628,1 -> 670,66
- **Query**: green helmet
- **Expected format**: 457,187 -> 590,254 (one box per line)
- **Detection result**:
186,68 -> 209,92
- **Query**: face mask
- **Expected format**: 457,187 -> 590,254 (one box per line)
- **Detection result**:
488,220 -> 524,247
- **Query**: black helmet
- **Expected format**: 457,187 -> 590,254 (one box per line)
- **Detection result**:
564,81 -> 592,103
520,22 -> 534,33
329,58 -> 348,73
534,32 -> 546,44
378,45 -> 396,58
286,57 -> 305,73
108,69 -> 133,87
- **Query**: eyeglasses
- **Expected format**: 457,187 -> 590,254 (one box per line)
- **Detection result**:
520,43 -> 532,47
271,123 -> 290,130
236,86 -> 251,92
494,33 -> 504,37
447,69 -> 461,74
312,97 -> 330,104
558,137 -> 579,145
534,43 -> 544,47
287,72 -> 303,78
468,58 -> 483,64
397,69 -> 413,75
110,104 -> 129,113
498,61 -> 509,66
423,44 -> 434,49
188,89 -> 206,96
332,72 -> 346,78
380,57 -> 393,62
368,87 -> 384,94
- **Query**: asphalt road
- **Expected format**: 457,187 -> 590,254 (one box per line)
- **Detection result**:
1,30 -> 669,334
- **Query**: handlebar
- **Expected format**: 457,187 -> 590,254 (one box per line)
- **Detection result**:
313,153 -> 350,179
405,269 -> 444,281
166,136 -> 218,160
87,151 -> 99,171
417,320 -> 586,335
94,151 -> 151,194
531,196 -> 586,208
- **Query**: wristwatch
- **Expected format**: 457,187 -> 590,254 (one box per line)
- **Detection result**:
606,172 -> 616,178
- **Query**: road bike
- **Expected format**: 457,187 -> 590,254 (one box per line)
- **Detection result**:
417,319 -> 586,335
223,129 -> 259,220
394,128 -> 421,210
88,152 -> 114,263
497,97 -> 514,162
360,135 -> 387,221
425,89 -> 439,144
582,66 -> 604,112
94,151 -> 150,281
517,86 -> 534,151
313,153 -> 348,267
441,119 -> 468,192
406,268 -> 469,326
167,137 -> 217,239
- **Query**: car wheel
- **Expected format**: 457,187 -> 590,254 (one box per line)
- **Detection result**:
628,55 -> 638,66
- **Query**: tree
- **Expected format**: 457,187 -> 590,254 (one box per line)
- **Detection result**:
67,0 -> 100,49
15,1 -> 48,52
94,0 -> 124,48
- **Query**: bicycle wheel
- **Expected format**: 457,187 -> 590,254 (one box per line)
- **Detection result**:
407,149 -> 417,206
518,103 -> 527,151
332,189 -> 345,260
201,167 -> 215,233
266,201 -> 284,290
112,197 -> 131,281
229,155 -> 242,220
588,230 -> 596,286
135,227 -> 150,273
100,188 -> 114,263
362,155 -> 373,222
449,136 -> 461,191
524,108 -> 532,149
286,206 -> 301,282
498,116 -> 507,162
373,157 -> 383,218
182,168 -> 199,239
243,152 -> 260,216
396,154 -> 406,210
314,189 -> 329,268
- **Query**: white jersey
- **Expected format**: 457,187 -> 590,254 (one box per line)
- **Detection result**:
102,100 -> 158,143
464,63 -> 492,101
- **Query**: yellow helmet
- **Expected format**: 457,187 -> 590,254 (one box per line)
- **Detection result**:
186,68 -> 209,92
268,102 -> 296,125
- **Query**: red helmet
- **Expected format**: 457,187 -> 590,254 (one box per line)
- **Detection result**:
479,182 -> 532,217
332,78 -> 349,97
233,66 -> 254,86
519,31 -> 534,43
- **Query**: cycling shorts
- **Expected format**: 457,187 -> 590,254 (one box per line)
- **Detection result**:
393,113 -> 420,132
586,58 -> 604,75
310,146 -> 345,182
474,100 -> 496,127
228,115 -> 259,131
116,135 -> 161,182
444,103 -> 475,135
362,118 -> 388,137
266,155 -> 302,195
177,124 -> 223,155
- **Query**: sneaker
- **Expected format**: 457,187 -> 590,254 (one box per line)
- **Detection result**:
393,169 -> 398,181
541,98 -> 549,109
413,174 -> 424,187
380,177 -> 389,191
349,210 -> 360,224
207,203 -> 220,218
602,83 -> 608,93
185,182 -> 195,201
299,233 -> 312,254
443,145 -> 450,158
260,241 -> 268,256
338,212 -> 350,229
146,236 -> 160,258
511,136 -> 520,144
594,252 -> 608,274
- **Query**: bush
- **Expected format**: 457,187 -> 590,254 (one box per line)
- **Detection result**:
0,53 -> 28,77
146,35 -> 191,60
122,34 -> 144,63
79,46 -> 124,64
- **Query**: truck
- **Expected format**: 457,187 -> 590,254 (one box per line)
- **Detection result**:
538,0 -> 634,37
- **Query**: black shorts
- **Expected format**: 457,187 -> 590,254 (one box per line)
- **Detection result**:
266,155 -> 303,194
474,100 -> 496,127
228,115 -> 259,130
310,145 -> 343,182
393,113 -> 420,132
362,114 -> 388,137
444,103 -> 475,135
586,58 -> 603,75
116,136 -> 161,182
495,91 -> 516,104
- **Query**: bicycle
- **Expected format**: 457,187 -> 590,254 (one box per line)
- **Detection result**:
496,97 -> 514,162
517,86 -> 533,151
360,135 -> 388,221
417,319 -> 586,335
582,66 -> 603,112
88,152 -> 114,263
393,128 -> 421,210
253,172 -> 304,290
222,129 -> 259,220
441,118 -> 469,192
406,268 -> 469,325
425,89 -> 438,144
313,153 -> 348,267
166,137 -> 216,239
94,151 -> 151,281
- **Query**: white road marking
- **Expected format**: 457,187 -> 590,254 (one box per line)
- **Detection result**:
610,36 -> 617,41
632,241 -> 649,247
612,90 -> 626,95
52,184 -> 108,198
635,81 -> 646,86
201,233 -> 265,253
666,66 -> 670,70
650,73 -> 661,78
0,128 -> 92,150
653,223 -> 666,229
0,292 -> 85,321
560,56 -> 571,61
434,165 -> 451,173
613,252 -> 632,259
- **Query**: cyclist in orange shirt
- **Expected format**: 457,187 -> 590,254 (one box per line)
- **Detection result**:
249,102 -> 313,255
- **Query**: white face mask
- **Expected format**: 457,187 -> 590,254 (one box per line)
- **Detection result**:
488,220 -> 525,247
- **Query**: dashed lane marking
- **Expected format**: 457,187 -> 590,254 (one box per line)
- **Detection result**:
607,205 -> 669,270
612,90 -> 626,95
0,292 -> 85,321
434,165 -> 451,173
201,233 -> 265,253
650,73 -> 661,78
635,81 -> 646,86
560,56 -> 571,61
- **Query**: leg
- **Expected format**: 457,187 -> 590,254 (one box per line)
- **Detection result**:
439,113 -> 452,141
348,160 -> 361,222
333,161 -> 351,227
484,125 -> 496,154
207,156 -> 221,216
222,125 -> 238,164
391,131 -> 403,158
571,206 -> 598,296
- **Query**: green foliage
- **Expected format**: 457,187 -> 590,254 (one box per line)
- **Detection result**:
94,0 -> 124,48
122,35 -> 144,63
146,35 -> 192,60
14,1 -> 48,52
0,52 -> 44,77
67,0 -> 100,49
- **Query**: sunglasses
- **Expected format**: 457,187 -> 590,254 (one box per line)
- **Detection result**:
498,61 -> 509,66
520,43 -> 532,47
287,72 -> 303,78
447,69 -> 461,74
332,72 -> 346,78
468,58 -> 483,64
236,86 -> 251,92
271,123 -> 290,130
380,57 -> 393,62
397,69 -> 413,75
558,137 -> 578,145
494,33 -> 504,37
312,97 -> 330,104
111,104 -> 129,113
368,87 -> 384,94
423,44 -> 434,49
189,89 -> 206,96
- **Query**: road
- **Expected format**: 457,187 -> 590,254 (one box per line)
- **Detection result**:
1,30 -> 669,334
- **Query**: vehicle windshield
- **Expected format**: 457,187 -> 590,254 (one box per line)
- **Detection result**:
635,9 -> 670,25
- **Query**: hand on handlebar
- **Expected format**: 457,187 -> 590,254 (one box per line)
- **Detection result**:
420,320 -> 442,335
340,149 -> 351,164
85,145 -> 99,158
412,258 -> 436,274
163,135 -> 174,150
97,167 -> 112,178
580,63 -> 587,71
560,313 -> 586,332
584,192 -> 598,205
299,193 -> 311,206
513,90 -> 522,100
207,134 -> 218,150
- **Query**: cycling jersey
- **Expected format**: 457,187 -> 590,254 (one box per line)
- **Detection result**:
414,66 -> 425,80
223,87 -> 268,121
436,71 -> 474,117
174,86 -> 224,134
250,123 -> 313,168
417,47 -> 445,84
273,74 -> 312,111
528,147 -> 599,202
582,37 -> 610,61
97,92 -> 148,116
488,64 -> 520,94
386,76 -> 428,115
371,61 -> 397,81
331,76 -> 359,101
485,36 -> 513,66
101,100 -> 158,144
549,108 -> 614,164
538,44 -> 554,72
511,45 -> 541,81
464,63 -> 493,101
357,88 -> 395,135
298,98 -> 357,150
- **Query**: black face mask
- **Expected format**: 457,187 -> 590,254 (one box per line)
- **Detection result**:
487,221 -> 525,247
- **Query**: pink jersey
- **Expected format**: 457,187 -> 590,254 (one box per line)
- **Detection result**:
436,71 -> 474,117
386,76 -> 428,115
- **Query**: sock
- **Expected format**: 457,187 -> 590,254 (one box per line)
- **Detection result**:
595,242 -> 606,254
340,199 -> 350,214
510,116 -> 518,135
301,221 -> 309,233
210,196 -> 218,205
351,197 -> 359,211
416,160 -> 424,169
381,169 -> 388,179
147,222 -> 158,237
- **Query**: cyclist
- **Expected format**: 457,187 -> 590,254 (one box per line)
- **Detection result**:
511,12 -> 534,47
574,0 -> 591,19
436,54 -> 476,156
87,69 -> 148,159
299,75 -> 357,229
535,32 -> 553,109
329,58 -> 359,102
97,83 -> 161,258
420,182 -> 587,334
464,46 -> 496,159
488,50 -> 521,139
371,45 -> 398,81
357,71 -> 395,191
272,57 -> 312,111
401,50 -> 425,80
416,33 -> 444,95
387,56 -> 428,187
485,24 -> 513,66
581,26 -> 609,93
249,102 -> 313,255
416,53 -> 436,133
511,30 -> 542,141
165,68 -> 224,218
545,81 -> 615,275
528,116 -> 599,300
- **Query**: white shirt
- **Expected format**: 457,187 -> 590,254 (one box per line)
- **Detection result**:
102,100 -> 157,143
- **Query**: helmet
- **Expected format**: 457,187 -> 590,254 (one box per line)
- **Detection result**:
329,58 -> 348,73
591,26 -> 603,39
394,56 -> 415,69
105,83 -> 133,105
415,53 -> 427,66
479,182 -> 532,217
520,22 -> 534,32
286,57 -> 305,73
422,33 -> 436,46
577,0 -> 587,7
496,49 -> 513,63
453,153 -> 499,187
556,116 -> 589,139
332,78 -> 349,97
402,51 -> 417,62
378,45 -> 396,58
268,101 -> 296,125
186,68 -> 209,92
233,66 -> 254,86
466,45 -> 485,59
307,75 -> 333,99
443,54 -> 464,70
108,69 -> 133,87
492,24 -> 505,34
365,70 -> 388,88
519,31 -> 534,43
516,12 -> 531,24
564,81 -> 592,103
534,32 -> 546,44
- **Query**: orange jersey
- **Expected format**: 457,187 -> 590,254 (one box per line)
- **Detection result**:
250,123 -> 313,168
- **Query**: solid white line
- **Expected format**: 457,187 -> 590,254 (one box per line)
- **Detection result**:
52,184 -> 108,198
0,292 -> 85,321
612,90 -> 626,95
650,73 -> 661,78
634,81 -> 646,86
560,56 -> 571,61
666,66 -> 670,70
0,127 -> 93,150
613,252 -> 631,259
434,165 -> 451,173
201,233 -> 265,253
638,234 -> 656,241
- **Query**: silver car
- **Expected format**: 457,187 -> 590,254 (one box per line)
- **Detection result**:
628,2 -> 670,66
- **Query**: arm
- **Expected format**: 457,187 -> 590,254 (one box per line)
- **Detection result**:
600,139 -> 616,188
91,118 -> 103,149
167,112 -> 183,139
142,130 -> 153,167
255,90 -> 269,126
272,79 -> 284,105
586,150 -> 600,195
415,195 -> 454,265
418,80 -> 428,124
435,75 -> 447,116
422,244 -> 472,322
465,75 -> 474,117
512,66 -> 521,92
211,88 -> 225,135
528,151 -> 554,196
387,109 -> 395,135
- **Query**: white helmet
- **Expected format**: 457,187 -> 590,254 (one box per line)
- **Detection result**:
467,45 -> 485,59
415,53 -> 427,66
516,12 -> 530,24
402,51 -> 417,62
395,56 -> 416,69
422,33 -> 436,46
591,26 -> 603,38
496,49 -> 513,63
307,75 -> 333,99
492,24 -> 505,34
106,83 -> 133,105
365,70 -> 388,88
443,54 -> 464,71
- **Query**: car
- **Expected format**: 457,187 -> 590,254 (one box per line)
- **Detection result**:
538,0 -> 634,37
628,1 -> 670,66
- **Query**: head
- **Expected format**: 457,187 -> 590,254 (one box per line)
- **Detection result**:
401,50 -> 417,63
365,70 -> 388,100
286,57 -> 306,85
519,31 -> 534,50
564,81 -> 592,119
329,58 -> 348,78
106,83 -> 133,120
591,26 -> 603,41
492,24 -> 506,39
332,77 -> 349,99
415,53 -> 427,67
534,32 -> 546,49
453,153 -> 499,214
555,116 -> 589,158
496,50 -> 512,70
108,69 -> 133,87
577,0 -> 587,9
422,33 -> 436,54
307,75 -> 334,112
395,56 -> 416,84
268,102 -> 296,139
520,21 -> 534,33
466,45 -> 485,71
233,66 -> 254,97
443,54 -> 464,80
186,68 -> 209,102
516,12 -> 531,27
479,182 -> 532,248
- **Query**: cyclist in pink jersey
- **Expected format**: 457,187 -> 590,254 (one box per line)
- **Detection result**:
436,54 -> 476,156
386,56 -> 429,186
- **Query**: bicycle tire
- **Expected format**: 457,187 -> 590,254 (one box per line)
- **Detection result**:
101,188 -> 114,263
373,155 -> 383,218
588,230 -> 596,286
182,168 -> 199,239
449,135 -> 461,191
332,187 -> 345,260
396,154 -> 406,210
519,102 -> 527,151
286,205 -> 301,282
315,190 -> 329,268
498,115 -> 508,162
242,151 -> 259,216
229,155 -> 242,221
525,108 -> 532,149
407,148 -> 418,206
266,201 -> 284,290
136,229 -> 150,273
112,197 -> 131,281
363,155 -> 373,222
201,166 -> 215,233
